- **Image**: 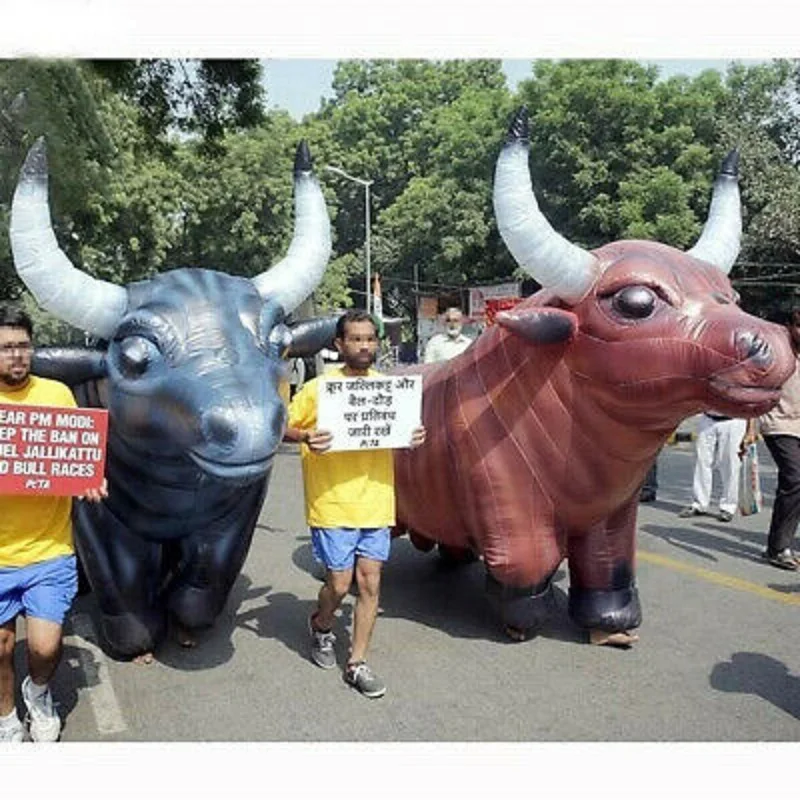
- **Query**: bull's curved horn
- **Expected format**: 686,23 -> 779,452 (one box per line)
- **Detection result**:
10,138 -> 127,340
252,141 -> 332,314
493,107 -> 600,304
687,150 -> 741,274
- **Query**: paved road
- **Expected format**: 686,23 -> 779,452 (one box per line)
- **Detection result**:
13,438 -> 800,741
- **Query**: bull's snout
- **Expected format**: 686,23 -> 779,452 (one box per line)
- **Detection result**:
191,399 -> 284,485
735,330 -> 773,368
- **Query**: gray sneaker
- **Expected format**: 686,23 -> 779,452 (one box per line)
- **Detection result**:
308,615 -> 337,669
22,676 -> 61,742
344,661 -> 386,699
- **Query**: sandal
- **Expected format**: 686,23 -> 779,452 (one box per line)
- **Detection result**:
762,549 -> 799,571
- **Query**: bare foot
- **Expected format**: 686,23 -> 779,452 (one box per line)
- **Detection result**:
132,652 -> 154,665
175,625 -> 197,649
589,629 -> 639,648
504,625 -> 528,642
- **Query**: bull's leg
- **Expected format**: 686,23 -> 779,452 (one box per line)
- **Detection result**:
481,523 -> 564,640
165,483 -> 265,639
566,500 -> 642,646
485,569 -> 559,640
73,501 -> 166,658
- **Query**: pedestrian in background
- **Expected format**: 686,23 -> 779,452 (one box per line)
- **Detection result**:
750,308 -> 800,571
423,307 -> 473,364
678,412 -> 747,523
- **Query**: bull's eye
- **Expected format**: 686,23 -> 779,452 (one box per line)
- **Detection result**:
118,336 -> 159,378
611,286 -> 657,319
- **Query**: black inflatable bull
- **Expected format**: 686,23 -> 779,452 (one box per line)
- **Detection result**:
11,139 -> 334,658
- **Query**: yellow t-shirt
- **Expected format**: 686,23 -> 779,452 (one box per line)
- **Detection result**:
0,376 -> 77,567
287,366 -> 395,528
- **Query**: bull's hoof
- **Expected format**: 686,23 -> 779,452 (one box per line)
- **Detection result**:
99,610 -> 165,660
589,629 -> 639,648
485,571 -> 556,634
568,585 -> 642,633
504,625 -> 528,642
132,652 -> 155,665
175,623 -> 197,648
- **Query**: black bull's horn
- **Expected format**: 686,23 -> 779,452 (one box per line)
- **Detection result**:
493,107 -> 742,303
10,139 -> 331,339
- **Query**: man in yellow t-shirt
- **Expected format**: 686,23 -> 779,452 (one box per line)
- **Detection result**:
285,309 -> 425,699
0,305 -> 106,743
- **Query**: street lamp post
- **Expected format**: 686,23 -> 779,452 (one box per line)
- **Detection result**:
324,165 -> 374,313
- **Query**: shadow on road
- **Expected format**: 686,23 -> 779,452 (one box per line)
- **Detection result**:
232,580 -> 318,661
766,581 -> 800,594
710,652 -> 800,720
288,535 -> 584,647
154,574 -> 285,671
640,521 -> 768,565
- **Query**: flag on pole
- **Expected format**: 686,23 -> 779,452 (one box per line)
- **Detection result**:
372,273 -> 385,337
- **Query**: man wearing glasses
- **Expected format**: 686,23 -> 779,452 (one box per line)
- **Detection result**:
0,304 -> 106,742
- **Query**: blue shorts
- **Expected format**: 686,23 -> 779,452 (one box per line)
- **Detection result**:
311,527 -> 391,571
0,554 -> 78,626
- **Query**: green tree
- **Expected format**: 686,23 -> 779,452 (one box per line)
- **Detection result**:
0,59 -> 117,299
713,60 -> 800,316
174,114 -> 304,276
515,60 -> 729,249
89,59 -> 265,154
318,59 -> 511,318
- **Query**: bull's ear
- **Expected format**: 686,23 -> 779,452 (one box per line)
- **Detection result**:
31,347 -> 107,386
285,315 -> 338,358
496,308 -> 578,344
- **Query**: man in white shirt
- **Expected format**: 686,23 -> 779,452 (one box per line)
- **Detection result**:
423,308 -> 473,364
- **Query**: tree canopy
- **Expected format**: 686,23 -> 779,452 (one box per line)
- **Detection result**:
2,57 -> 799,343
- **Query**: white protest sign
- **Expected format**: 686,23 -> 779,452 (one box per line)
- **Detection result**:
317,374 -> 422,452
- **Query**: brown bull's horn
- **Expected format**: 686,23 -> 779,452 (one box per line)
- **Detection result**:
493,107 -> 600,304
687,150 -> 741,275
10,138 -> 128,340
252,140 -> 332,314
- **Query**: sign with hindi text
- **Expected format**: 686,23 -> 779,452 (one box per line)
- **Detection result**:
0,404 -> 108,495
317,375 -> 422,451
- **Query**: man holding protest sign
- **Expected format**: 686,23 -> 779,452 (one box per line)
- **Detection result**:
0,305 -> 106,742
285,309 -> 425,699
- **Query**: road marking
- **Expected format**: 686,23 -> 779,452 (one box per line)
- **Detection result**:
69,612 -> 128,734
638,549 -> 800,606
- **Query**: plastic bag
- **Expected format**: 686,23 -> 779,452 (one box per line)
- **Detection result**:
738,442 -> 762,516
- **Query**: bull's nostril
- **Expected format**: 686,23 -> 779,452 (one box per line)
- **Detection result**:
737,332 -> 772,367
203,411 -> 237,446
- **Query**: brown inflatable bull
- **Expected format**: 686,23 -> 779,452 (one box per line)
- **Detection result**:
393,107 -> 795,645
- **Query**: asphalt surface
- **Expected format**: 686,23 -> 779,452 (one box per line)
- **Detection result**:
10,433 -> 800,743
